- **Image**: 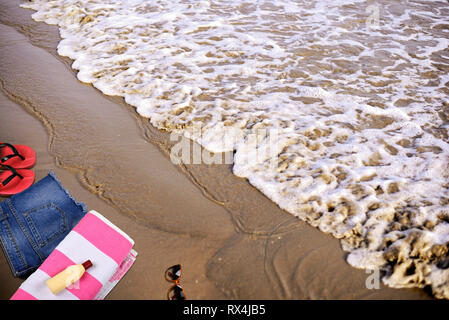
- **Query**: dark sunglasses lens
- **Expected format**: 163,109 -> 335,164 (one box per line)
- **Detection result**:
168,284 -> 185,300
165,264 -> 182,281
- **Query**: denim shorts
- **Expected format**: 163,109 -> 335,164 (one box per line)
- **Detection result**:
0,172 -> 87,277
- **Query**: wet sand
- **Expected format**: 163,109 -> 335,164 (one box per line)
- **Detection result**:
0,0 -> 432,299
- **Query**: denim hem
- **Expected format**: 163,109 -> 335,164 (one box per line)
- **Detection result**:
48,171 -> 88,214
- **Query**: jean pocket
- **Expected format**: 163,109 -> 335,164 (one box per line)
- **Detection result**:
22,203 -> 67,247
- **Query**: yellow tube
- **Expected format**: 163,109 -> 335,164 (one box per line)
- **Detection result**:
46,260 -> 93,294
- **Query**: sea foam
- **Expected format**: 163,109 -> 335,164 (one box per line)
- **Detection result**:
21,0 -> 449,298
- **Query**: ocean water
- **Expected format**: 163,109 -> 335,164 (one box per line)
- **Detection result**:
21,0 -> 449,298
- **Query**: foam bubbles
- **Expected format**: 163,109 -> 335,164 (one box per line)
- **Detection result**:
21,0 -> 449,298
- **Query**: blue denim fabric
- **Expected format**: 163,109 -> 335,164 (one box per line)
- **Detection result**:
0,171 -> 87,277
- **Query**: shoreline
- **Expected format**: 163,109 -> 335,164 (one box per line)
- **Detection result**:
0,0 -> 432,299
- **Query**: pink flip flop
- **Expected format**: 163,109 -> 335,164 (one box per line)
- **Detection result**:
0,165 -> 35,196
0,142 -> 36,169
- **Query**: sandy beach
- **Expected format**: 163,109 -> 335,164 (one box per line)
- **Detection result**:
0,1 -> 440,300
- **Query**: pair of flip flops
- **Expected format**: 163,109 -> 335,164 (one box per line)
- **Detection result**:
0,143 -> 36,196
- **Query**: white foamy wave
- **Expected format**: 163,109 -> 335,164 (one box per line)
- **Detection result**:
21,0 -> 449,298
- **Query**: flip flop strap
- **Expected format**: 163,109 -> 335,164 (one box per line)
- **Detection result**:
0,165 -> 23,187
0,143 -> 25,163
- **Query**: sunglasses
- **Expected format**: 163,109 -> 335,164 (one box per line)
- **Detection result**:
165,264 -> 186,300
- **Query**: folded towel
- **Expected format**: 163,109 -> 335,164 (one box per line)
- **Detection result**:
10,210 -> 137,300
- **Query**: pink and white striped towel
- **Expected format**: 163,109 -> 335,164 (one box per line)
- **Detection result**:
10,210 -> 137,300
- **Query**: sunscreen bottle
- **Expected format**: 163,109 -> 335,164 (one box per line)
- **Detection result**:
46,260 -> 93,294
